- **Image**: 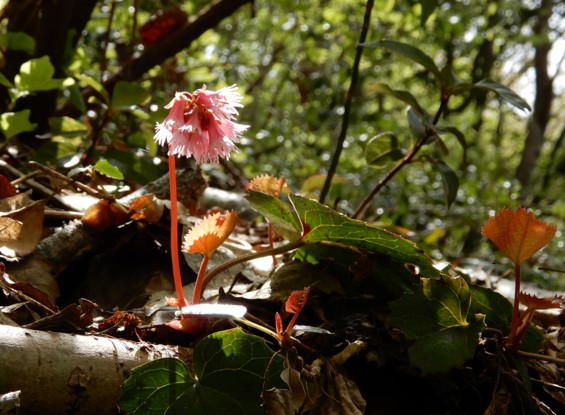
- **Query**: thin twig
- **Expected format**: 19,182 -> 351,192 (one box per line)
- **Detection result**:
351,97 -> 449,219
319,0 -> 374,204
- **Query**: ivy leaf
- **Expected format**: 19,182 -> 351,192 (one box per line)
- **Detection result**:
289,195 -> 439,277
0,110 -> 38,139
15,56 -> 64,92
365,132 -> 405,168
245,190 -> 302,238
390,274 -> 485,374
119,328 -> 285,415
481,207 -> 556,264
362,39 -> 441,79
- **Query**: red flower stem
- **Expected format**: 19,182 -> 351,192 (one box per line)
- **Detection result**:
192,255 -> 210,305
168,152 -> 188,308
509,263 -> 521,341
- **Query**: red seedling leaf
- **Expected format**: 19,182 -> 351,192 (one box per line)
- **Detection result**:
285,287 -> 310,314
128,194 -> 164,224
482,207 -> 556,264
275,312 -> 284,340
518,292 -> 565,310
0,175 -> 17,199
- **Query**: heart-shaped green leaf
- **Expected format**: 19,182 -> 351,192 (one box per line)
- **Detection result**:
119,328 -> 285,415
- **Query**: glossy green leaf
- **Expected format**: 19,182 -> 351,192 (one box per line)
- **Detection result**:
0,32 -> 35,54
472,79 -> 531,112
101,149 -> 166,185
449,78 -> 531,112
245,190 -> 302,238
94,159 -> 124,180
365,132 -> 404,168
469,284 -> 511,332
289,195 -> 439,277
434,160 -> 459,208
119,328 -> 285,415
390,274 -> 485,373
372,83 -> 425,114
0,110 -> 37,139
68,82 -> 87,113
14,56 -> 63,91
362,39 -> 441,78
406,107 -> 427,139
110,81 -> 151,109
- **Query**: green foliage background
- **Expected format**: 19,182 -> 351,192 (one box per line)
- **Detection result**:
1,0 -> 564,289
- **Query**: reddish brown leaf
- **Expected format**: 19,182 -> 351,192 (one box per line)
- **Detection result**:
482,207 -> 556,264
518,292 -> 565,310
0,175 -> 17,199
128,194 -> 164,224
82,200 -> 129,232
285,287 -> 310,314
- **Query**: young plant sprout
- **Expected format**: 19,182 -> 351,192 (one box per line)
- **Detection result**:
154,85 -> 248,313
482,207 -> 557,348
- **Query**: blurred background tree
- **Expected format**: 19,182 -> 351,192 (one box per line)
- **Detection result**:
1,0 -> 564,288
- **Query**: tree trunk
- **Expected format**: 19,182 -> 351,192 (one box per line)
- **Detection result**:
0,324 -> 191,415
514,0 -> 554,195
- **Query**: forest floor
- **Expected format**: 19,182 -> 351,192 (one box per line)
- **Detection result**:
1,162 -> 564,415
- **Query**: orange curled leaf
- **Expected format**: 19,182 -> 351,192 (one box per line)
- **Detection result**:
518,292 -> 565,310
285,287 -> 310,314
482,207 -> 556,264
245,175 -> 288,198
128,194 -> 164,224
183,210 -> 237,257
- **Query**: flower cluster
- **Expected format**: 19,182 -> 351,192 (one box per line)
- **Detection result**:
155,85 -> 249,164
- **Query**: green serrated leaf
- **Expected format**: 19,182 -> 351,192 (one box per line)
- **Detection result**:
365,132 -> 405,168
245,190 -> 302,238
372,83 -> 425,114
14,56 -> 63,92
362,39 -> 441,78
469,284 -> 512,332
0,32 -> 35,54
390,275 -> 485,373
111,81 -> 151,109
95,159 -> 124,180
119,328 -> 285,415
434,160 -> 459,208
0,110 -> 38,139
408,316 -> 485,374
289,195 -> 439,277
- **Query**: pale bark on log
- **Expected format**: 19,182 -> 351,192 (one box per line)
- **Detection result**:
0,324 -> 191,415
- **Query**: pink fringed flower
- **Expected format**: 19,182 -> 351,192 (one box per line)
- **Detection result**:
155,85 -> 249,164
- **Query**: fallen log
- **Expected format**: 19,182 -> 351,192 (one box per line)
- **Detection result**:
0,324 -> 191,415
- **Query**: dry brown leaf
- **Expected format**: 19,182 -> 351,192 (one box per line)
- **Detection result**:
0,199 -> 46,257
0,217 -> 22,241
128,194 -> 164,223
0,190 -> 33,212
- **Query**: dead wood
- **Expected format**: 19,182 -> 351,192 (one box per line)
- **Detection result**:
0,324 -> 192,415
